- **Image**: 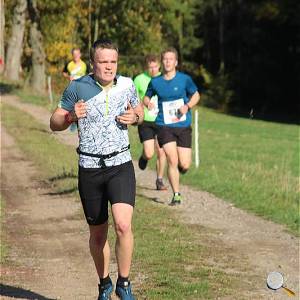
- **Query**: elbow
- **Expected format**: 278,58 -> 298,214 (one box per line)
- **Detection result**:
50,116 -> 60,132
50,122 -> 57,132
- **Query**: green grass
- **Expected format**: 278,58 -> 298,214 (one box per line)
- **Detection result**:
129,108 -> 299,234
1,103 -> 238,299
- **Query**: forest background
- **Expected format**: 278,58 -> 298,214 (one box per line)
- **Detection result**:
1,0 -> 299,123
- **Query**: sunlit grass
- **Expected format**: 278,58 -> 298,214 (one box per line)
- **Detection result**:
129,108 -> 299,234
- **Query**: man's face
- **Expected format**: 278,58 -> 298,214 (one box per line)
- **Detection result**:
92,48 -> 118,85
147,61 -> 160,77
72,49 -> 81,63
162,52 -> 177,73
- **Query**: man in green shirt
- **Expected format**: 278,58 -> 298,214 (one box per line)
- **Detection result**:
134,54 -> 167,190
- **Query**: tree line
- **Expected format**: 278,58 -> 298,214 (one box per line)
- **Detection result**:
2,0 -> 299,122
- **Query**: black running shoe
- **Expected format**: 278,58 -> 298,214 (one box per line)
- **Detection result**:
138,156 -> 148,170
156,178 -> 167,190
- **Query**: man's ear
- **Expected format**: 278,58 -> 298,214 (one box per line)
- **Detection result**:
175,60 -> 178,67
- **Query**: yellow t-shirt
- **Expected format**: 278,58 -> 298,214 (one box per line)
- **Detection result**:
64,59 -> 87,79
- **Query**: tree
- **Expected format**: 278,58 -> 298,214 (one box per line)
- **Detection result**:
0,0 -> 4,74
4,0 -> 27,81
27,0 -> 46,92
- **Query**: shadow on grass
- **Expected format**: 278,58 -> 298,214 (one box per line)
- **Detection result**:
44,186 -> 78,196
137,185 -> 158,192
29,127 -> 50,134
48,171 -> 77,182
0,283 -> 56,300
0,81 -> 22,95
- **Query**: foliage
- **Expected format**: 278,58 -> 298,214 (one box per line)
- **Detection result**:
3,0 -> 299,121
202,70 -> 234,112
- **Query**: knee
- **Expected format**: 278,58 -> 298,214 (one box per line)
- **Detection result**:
89,232 -> 106,248
143,149 -> 154,160
115,221 -> 132,238
179,162 -> 190,170
167,157 -> 178,168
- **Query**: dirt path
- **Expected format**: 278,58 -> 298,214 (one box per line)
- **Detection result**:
1,94 -> 299,299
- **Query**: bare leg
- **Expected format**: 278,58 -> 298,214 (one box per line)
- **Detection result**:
89,222 -> 110,278
142,139 -> 155,160
155,138 -> 167,179
163,141 -> 179,193
112,203 -> 134,277
177,146 -> 192,172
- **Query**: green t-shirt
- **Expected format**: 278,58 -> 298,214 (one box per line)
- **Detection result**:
134,72 -> 160,122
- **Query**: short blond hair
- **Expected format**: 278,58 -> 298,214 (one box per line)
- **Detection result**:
161,47 -> 178,60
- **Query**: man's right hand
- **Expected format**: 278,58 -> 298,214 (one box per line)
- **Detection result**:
147,101 -> 155,110
74,100 -> 87,119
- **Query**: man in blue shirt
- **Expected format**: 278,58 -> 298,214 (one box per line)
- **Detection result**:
144,47 -> 200,205
50,39 -> 143,300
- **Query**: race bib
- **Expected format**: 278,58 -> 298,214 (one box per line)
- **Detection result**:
148,95 -> 159,118
162,98 -> 186,124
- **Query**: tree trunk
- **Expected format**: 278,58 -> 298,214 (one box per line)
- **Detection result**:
4,0 -> 27,81
0,0 -> 5,74
88,0 -> 92,49
27,0 -> 46,93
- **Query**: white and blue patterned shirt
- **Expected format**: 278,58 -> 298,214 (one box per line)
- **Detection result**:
59,74 -> 139,168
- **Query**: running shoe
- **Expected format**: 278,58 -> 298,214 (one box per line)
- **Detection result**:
138,156 -> 148,170
156,178 -> 167,190
98,282 -> 113,300
115,282 -> 135,300
169,193 -> 182,206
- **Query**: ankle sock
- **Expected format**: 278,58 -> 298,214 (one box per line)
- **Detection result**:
100,275 -> 112,287
174,192 -> 180,196
117,275 -> 129,286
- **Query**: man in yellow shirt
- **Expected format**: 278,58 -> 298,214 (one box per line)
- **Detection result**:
63,47 -> 87,81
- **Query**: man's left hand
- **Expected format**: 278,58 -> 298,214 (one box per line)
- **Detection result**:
117,102 -> 137,125
179,104 -> 189,115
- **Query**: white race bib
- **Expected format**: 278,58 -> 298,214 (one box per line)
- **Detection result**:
162,98 -> 186,124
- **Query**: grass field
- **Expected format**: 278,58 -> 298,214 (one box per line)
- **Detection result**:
130,110 -> 299,234
2,103 -> 237,299
2,83 -> 299,233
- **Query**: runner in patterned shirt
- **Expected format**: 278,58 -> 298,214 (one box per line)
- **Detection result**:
143,47 -> 200,206
50,39 -> 143,300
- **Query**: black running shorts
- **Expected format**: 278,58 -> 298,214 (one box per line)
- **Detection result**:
78,161 -> 136,225
137,121 -> 159,143
157,126 -> 192,148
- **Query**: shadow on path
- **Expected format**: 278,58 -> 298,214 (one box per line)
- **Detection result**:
136,192 -> 165,204
0,283 -> 56,300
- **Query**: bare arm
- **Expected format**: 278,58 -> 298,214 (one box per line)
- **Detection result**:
143,96 -> 155,110
179,91 -> 201,115
50,101 -> 86,131
63,72 -> 70,80
50,108 -> 73,131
